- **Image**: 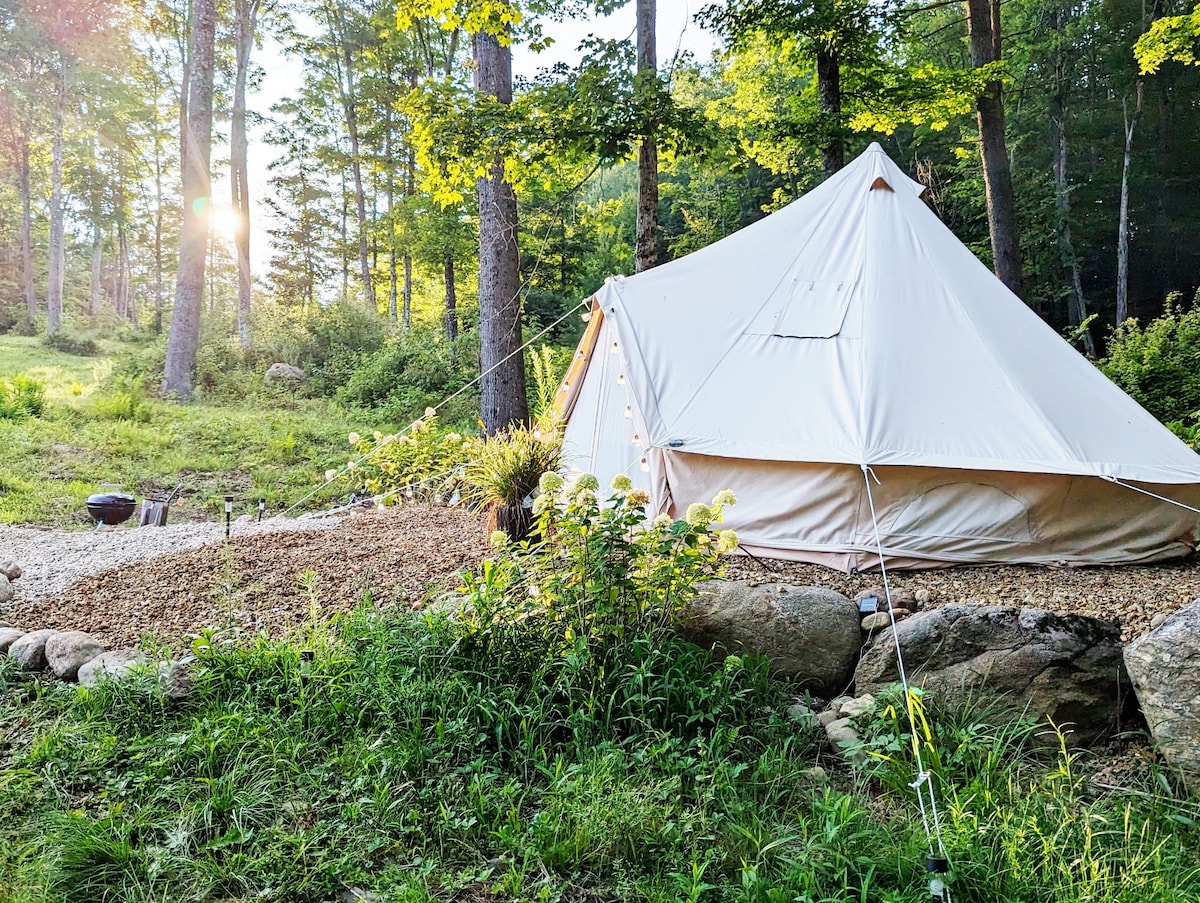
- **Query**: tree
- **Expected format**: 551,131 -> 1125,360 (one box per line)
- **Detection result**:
231,0 -> 262,344
634,0 -> 658,272
163,0 -> 216,397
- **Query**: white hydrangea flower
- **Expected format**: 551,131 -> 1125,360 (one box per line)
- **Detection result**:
610,474 -> 633,492
347,432 -> 361,445
424,406 -> 437,419
538,471 -> 564,495
575,472 -> 599,491
325,469 -> 338,482
712,489 -> 737,508
651,513 -> 673,529
574,487 -> 597,506
716,529 -> 739,554
627,488 -> 650,507
347,460 -> 357,472
489,530 -> 508,550
686,502 -> 712,526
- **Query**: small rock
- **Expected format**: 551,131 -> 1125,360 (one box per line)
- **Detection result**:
828,695 -> 854,717
915,589 -> 932,606
1150,613 -> 1168,631
787,702 -> 816,724
824,716 -> 854,735
816,709 -> 842,728
158,660 -> 194,700
45,631 -> 107,680
342,888 -> 381,903
0,628 -> 24,654
0,574 -> 12,604
801,765 -> 828,783
892,607 -> 911,622
77,649 -> 150,687
0,561 -> 20,581
861,611 -> 893,632
841,694 -> 876,720
8,629 -> 57,671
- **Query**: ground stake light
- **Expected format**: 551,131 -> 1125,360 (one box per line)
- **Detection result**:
224,495 -> 233,538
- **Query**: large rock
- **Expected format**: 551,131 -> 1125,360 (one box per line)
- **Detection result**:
44,631 -> 106,680
78,649 -> 151,688
1125,599 -> 1200,792
681,582 -> 860,695
264,362 -> 306,386
0,628 -> 24,653
0,574 -> 12,604
8,629 -> 57,671
855,605 -> 1128,745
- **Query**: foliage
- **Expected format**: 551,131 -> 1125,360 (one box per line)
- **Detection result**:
42,332 -> 101,357
463,424 -> 562,508
342,408 -> 480,502
1136,4 -> 1200,74
1099,294 -> 1200,432
0,373 -> 46,420
296,303 -> 389,397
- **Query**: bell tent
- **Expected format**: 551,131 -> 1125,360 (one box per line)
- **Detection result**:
553,143 -> 1200,570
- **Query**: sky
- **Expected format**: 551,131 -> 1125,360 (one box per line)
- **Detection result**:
215,3 -> 722,271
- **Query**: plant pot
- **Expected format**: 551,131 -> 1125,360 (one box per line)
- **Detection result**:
489,501 -> 533,542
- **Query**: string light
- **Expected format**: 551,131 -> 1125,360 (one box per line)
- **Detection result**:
639,458 -> 650,472
581,311 -> 592,322
632,433 -> 642,445
610,341 -> 619,354
616,373 -> 625,384
624,405 -> 632,419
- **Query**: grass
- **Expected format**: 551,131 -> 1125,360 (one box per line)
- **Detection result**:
0,335 -> 364,525
1,600 -> 1199,903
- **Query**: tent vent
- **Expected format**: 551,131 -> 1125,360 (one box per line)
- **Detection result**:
870,176 -> 893,192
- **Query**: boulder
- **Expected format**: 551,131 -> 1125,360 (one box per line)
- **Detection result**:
0,628 -> 24,654
44,631 -> 106,680
681,582 -> 860,695
8,629 -> 57,671
0,574 -> 12,604
77,649 -> 151,688
855,585 -> 916,613
0,561 -> 20,581
855,605 -> 1129,745
1125,599 -> 1200,793
264,362 -> 306,386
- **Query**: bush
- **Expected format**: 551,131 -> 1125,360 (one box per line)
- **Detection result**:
298,303 -> 388,396
0,373 -> 46,420
339,408 -> 479,502
0,306 -> 17,335
337,326 -> 476,422
42,331 -> 99,356
1100,294 -> 1200,433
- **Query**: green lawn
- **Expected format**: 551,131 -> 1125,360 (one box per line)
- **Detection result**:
0,335 -> 364,525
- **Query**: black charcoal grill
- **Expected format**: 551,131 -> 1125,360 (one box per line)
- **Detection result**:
86,492 -> 137,528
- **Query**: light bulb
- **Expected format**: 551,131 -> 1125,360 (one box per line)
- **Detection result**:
640,458 -> 650,472
632,433 -> 641,445
610,341 -> 619,354
581,311 -> 592,322
616,373 -> 625,384
624,405 -> 632,419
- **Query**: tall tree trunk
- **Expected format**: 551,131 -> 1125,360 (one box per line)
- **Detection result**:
1050,43 -> 1095,357
444,252 -> 458,342
232,0 -> 259,346
326,0 -> 375,310
163,0 -> 216,398
385,95 -> 398,321
47,61 -> 67,335
19,133 -> 34,321
403,135 -> 414,327
90,217 -> 103,318
966,0 -> 1023,296
153,111 -> 165,334
474,26 -> 527,433
1117,84 -> 1143,324
635,0 -> 659,273
816,45 -> 843,178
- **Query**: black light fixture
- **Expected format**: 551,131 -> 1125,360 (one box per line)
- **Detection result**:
257,498 -> 266,523
224,495 -> 234,538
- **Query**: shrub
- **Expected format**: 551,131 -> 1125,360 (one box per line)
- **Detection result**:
298,303 -> 388,396
42,331 -> 99,356
0,373 -> 46,420
340,408 -> 479,502
0,305 -> 17,335
1101,294 -> 1200,433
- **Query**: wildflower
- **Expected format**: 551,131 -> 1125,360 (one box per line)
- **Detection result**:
324,469 -> 338,482
424,406 -> 437,419
489,530 -> 508,550
716,529 -> 739,554
627,488 -> 650,508
410,419 -> 427,433
697,533 -> 711,546
373,430 -> 383,441
347,460 -> 357,472
347,431 -> 361,445
712,489 -> 737,508
576,472 -> 599,491
686,502 -> 712,526
610,474 -> 633,492
446,432 -> 462,443
538,471 -> 564,495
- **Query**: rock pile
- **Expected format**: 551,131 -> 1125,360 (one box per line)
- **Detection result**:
0,618 -> 191,695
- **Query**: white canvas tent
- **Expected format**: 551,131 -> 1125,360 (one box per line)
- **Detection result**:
554,143 -> 1200,570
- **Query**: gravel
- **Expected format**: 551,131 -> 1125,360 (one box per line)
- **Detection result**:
0,513 -> 343,601
4,505 -> 489,648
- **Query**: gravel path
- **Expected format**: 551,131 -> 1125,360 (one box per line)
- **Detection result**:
0,513 -> 343,602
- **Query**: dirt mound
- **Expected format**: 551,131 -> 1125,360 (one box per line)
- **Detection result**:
9,506 -> 490,648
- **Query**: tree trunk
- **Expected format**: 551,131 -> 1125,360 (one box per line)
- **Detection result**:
965,0 -> 1023,296
444,252 -> 458,342
119,220 -> 134,326
163,0 -> 216,398
326,0 -> 375,311
474,26 -> 528,433
232,0 -> 259,346
403,254 -> 413,327
47,61 -> 67,335
816,45 -> 843,178
1050,54 -> 1096,357
18,133 -> 34,322
402,135 -> 414,327
1117,84 -> 1143,325
90,218 -> 103,319
635,0 -> 658,273
152,90 -> 165,334
385,95 -> 397,321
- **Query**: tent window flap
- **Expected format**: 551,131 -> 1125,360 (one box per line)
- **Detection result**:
773,280 -> 856,338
